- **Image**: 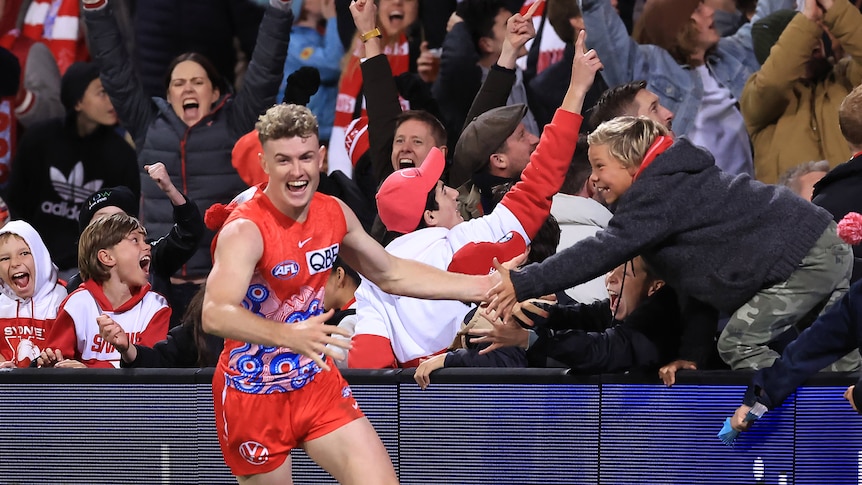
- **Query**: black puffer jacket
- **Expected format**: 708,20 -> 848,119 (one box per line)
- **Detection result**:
83,3 -> 293,277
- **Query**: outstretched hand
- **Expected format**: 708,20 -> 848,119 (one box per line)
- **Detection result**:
469,307 -> 531,354
285,309 -> 352,371
482,254 -> 525,324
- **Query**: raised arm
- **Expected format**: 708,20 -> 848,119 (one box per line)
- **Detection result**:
81,0 -> 155,142
350,0 -> 405,185
740,10 -> 811,134
823,0 -> 862,85
580,0 -> 647,87
229,1 -> 295,138
144,163 -> 205,279
498,30 -> 600,237
461,9 -> 537,129
202,218 -> 349,371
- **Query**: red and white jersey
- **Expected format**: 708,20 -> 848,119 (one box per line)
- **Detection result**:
0,221 -> 67,367
45,280 -> 170,368
215,190 -> 347,394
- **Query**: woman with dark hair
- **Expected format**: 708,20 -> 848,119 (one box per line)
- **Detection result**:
80,0 -> 295,318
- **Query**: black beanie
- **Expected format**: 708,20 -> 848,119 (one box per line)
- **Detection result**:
752,10 -> 799,66
61,62 -> 102,114
78,186 -> 139,233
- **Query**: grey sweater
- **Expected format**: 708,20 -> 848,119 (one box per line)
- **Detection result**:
511,138 -> 832,315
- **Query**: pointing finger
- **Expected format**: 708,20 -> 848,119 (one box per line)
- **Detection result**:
524,0 -> 543,19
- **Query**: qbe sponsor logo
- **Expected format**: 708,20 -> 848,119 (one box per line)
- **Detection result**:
306,243 -> 339,275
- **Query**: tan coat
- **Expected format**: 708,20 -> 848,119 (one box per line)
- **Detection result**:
741,1 -> 862,184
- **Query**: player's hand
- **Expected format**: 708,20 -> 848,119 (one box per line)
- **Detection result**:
284,309 -> 352,371
483,254 -> 526,323
414,353 -> 446,390
658,359 -> 697,386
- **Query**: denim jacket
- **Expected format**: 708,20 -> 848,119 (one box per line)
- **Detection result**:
580,0 -> 796,136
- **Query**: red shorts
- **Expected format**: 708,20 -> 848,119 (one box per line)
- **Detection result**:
212,363 -> 364,477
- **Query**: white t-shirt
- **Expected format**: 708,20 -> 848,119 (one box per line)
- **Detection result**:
688,65 -> 754,177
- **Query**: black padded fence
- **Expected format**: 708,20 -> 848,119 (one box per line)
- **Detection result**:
0,368 -> 858,484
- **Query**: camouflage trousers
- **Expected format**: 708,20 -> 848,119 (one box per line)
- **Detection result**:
718,222 -> 860,371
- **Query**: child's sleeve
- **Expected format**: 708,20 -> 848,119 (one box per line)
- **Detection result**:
42,308 -> 79,361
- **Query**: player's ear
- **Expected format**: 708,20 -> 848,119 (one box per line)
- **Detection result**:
318,145 -> 327,172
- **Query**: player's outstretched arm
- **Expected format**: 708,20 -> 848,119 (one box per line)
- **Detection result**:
336,199 -> 496,302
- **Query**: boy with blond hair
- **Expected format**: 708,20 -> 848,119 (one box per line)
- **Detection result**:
38,213 -> 170,368
0,221 -> 67,368
487,116 -> 860,384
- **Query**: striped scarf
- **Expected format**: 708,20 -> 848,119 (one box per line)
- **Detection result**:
21,0 -> 85,73
334,33 -> 410,130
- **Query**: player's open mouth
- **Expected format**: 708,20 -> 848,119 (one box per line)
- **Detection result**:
288,180 -> 309,192
11,271 -> 29,289
398,159 -> 415,169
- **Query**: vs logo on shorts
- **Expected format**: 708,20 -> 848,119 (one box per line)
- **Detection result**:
239,440 -> 270,465
306,243 -> 339,275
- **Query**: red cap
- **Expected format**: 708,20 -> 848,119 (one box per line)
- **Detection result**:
448,232 -> 527,275
344,116 -> 370,167
376,147 -> 446,234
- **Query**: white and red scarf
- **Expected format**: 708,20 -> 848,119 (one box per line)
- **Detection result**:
21,0 -> 85,73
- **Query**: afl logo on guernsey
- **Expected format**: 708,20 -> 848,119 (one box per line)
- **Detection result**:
306,243 -> 339,275
271,260 -> 300,280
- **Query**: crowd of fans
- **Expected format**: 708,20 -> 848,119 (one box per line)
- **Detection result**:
1,0 -> 862,448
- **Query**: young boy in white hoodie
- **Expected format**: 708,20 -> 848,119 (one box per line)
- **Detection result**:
38,213 -> 170,368
0,221 -> 67,368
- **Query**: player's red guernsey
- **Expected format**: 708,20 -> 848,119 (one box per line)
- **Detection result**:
215,190 -> 347,394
